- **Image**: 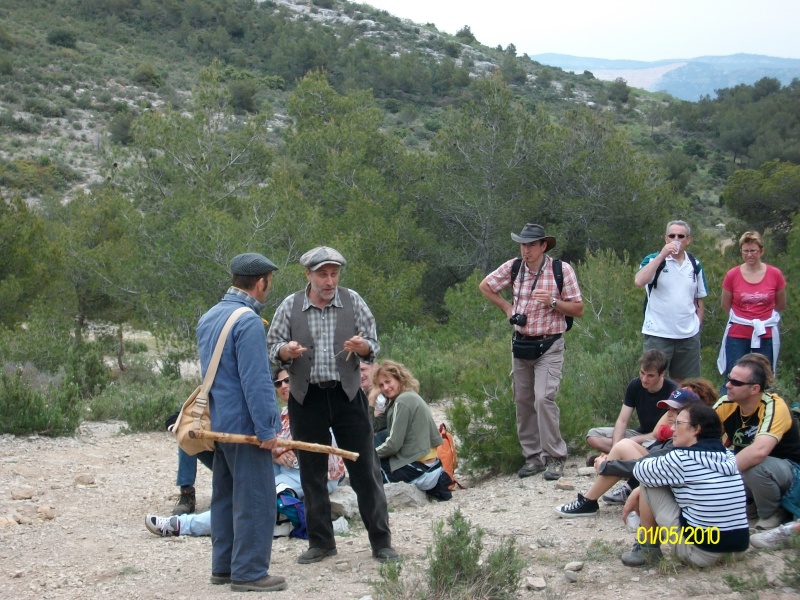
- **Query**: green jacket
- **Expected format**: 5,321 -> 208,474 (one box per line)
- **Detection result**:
374,391 -> 442,473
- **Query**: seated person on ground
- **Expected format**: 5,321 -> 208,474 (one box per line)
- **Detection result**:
619,403 -> 749,568
586,349 -> 678,454
714,353 -> 800,531
556,388 -> 700,518
146,369 -> 344,537
372,360 -> 453,501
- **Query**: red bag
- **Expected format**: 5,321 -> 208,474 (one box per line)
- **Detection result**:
436,423 -> 464,490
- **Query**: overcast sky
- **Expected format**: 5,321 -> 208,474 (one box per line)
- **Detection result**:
357,1 -> 800,62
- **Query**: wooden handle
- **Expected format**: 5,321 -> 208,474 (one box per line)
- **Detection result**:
188,430 -> 359,461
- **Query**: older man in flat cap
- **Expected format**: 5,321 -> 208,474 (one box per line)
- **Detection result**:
196,252 -> 286,592
480,224 -> 584,481
267,246 -> 398,564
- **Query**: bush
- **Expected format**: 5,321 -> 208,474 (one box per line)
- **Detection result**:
46,29 -> 77,49
133,62 -> 163,88
0,54 -> 12,76
65,342 -> 111,399
229,79 -> 258,114
0,368 -> 82,435
109,112 -> 135,145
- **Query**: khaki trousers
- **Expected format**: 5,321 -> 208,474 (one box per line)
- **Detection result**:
511,337 -> 567,464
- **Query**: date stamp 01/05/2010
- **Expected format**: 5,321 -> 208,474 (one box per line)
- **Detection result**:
637,525 -> 721,546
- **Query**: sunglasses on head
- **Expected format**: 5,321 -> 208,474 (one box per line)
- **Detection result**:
667,233 -> 686,239
273,376 -> 290,387
727,378 -> 754,387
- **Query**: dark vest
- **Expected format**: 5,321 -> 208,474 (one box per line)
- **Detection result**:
288,287 -> 361,404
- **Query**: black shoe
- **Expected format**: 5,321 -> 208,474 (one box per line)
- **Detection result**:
543,459 -> 564,481
517,462 -> 546,478
554,493 -> 599,518
230,575 -> 287,592
172,486 -> 196,515
373,547 -> 401,562
210,573 -> 231,585
297,547 -> 337,564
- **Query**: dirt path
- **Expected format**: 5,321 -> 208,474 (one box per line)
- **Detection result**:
0,420 -> 795,599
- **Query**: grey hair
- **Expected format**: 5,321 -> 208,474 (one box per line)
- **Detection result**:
666,220 -> 691,236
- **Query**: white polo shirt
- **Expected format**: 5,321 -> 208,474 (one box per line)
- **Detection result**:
640,252 -> 707,339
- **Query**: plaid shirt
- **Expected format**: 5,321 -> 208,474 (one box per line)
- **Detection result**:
267,286 -> 379,383
484,256 -> 582,337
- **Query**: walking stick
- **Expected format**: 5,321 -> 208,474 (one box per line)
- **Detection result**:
188,430 -> 359,461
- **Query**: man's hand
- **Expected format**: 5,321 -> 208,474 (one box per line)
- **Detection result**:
343,335 -> 369,357
273,448 -> 295,466
259,436 -> 278,450
281,341 -> 307,360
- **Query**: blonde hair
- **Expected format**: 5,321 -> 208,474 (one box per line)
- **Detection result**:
739,231 -> 763,249
372,360 -> 420,395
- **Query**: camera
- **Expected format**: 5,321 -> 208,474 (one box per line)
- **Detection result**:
508,313 -> 527,326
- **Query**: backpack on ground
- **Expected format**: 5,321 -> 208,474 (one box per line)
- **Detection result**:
642,252 -> 700,315
436,423 -> 464,491
510,257 -> 573,331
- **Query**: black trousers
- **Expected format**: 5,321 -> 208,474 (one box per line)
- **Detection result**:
288,383 -> 392,551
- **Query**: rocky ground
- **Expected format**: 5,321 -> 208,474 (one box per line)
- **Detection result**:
0,417 -> 797,600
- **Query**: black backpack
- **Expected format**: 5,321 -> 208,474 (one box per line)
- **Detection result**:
511,257 -> 573,331
643,252 -> 700,315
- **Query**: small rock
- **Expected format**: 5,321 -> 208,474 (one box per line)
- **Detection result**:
334,560 -> 350,572
329,486 -> 358,519
577,467 -> 596,476
564,561 -> 584,572
564,571 -> 578,583
525,576 -> 547,590
51,483 -> 63,490
75,474 -> 95,485
631,576 -> 640,582
383,482 -> 427,507
357,596 -> 373,600
16,514 -> 32,525
11,486 -> 35,500
37,506 -> 56,520
0,516 -> 19,528
554,478 -> 575,491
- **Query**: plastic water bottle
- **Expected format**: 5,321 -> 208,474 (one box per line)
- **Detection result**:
375,394 -> 386,411
626,511 -> 641,532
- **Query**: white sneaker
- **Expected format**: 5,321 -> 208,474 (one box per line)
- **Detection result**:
145,514 -> 180,537
602,482 -> 631,505
750,523 -> 796,549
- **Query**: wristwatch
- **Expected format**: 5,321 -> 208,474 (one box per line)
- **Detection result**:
550,298 -> 557,308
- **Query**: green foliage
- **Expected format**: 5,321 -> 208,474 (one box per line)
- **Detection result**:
46,28 -> 77,49
228,79 -> 258,113
0,368 -> 82,436
133,61 -> 164,87
0,54 -> 12,75
65,342 -> 111,399
608,77 -> 630,103
455,26 -> 476,44
109,111 -> 135,145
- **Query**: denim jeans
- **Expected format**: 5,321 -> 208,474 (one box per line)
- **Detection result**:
720,336 -> 774,396
175,447 -> 214,487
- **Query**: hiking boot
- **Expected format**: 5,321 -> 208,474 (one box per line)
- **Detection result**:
230,575 -> 287,592
750,523 -> 797,549
373,547 -> 401,562
172,485 -> 196,515
517,462 -> 546,478
621,542 -> 663,567
755,508 -> 789,531
297,547 -> 337,564
543,459 -> 564,481
555,493 -> 599,518
145,514 -> 180,537
210,573 -> 232,585
602,482 -> 631,505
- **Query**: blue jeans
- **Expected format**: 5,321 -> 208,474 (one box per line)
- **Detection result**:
176,448 -> 214,487
211,442 -> 276,582
720,336 -> 774,396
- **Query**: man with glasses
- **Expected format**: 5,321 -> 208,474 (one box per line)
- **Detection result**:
635,220 -> 707,382
714,355 -> 800,530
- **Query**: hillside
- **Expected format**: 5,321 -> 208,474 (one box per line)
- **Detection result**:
531,52 -> 800,100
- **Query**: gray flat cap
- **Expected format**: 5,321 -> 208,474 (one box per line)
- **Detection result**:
299,246 -> 346,271
230,253 -> 279,276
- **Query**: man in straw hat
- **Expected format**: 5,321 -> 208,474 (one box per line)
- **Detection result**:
267,246 -> 398,564
196,252 -> 286,592
480,224 -> 584,481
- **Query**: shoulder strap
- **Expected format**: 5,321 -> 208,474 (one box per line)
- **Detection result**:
687,252 -> 699,281
552,258 -> 564,294
648,259 -> 668,291
510,257 -> 523,285
200,306 -> 252,394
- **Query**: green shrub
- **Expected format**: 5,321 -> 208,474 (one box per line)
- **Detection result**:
133,62 -> 163,88
0,369 -> 82,435
46,29 -> 77,49
109,111 -> 135,145
65,342 -> 111,399
0,54 -> 12,76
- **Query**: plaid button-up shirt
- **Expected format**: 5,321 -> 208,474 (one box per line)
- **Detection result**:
267,286 -> 379,383
484,256 -> 582,337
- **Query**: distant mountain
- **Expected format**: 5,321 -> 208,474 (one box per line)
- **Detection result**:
529,53 -> 800,100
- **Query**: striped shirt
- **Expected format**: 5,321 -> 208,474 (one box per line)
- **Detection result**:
267,285 -> 378,383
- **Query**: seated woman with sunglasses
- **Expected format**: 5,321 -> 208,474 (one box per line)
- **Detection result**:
619,403 -> 749,568
717,231 -> 785,392
372,360 -> 453,501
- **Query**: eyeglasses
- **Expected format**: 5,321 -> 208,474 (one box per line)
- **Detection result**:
667,233 -> 686,239
741,249 -> 760,254
673,420 -> 691,427
726,378 -> 755,387
273,376 -> 290,387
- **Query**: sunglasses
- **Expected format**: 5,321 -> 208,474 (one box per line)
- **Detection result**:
667,233 -> 686,239
273,376 -> 290,387
727,378 -> 754,387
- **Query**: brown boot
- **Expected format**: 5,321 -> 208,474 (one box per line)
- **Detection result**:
172,485 -> 196,515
